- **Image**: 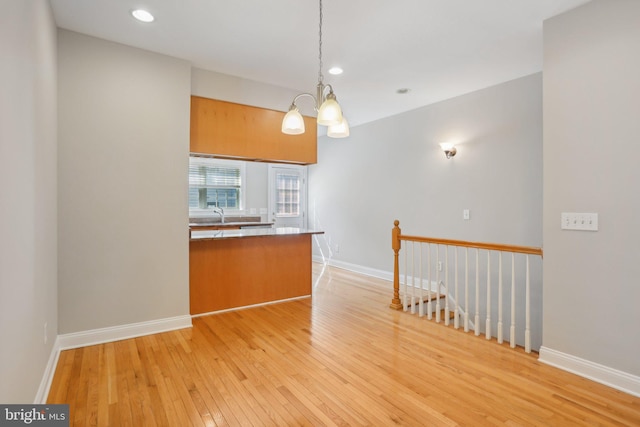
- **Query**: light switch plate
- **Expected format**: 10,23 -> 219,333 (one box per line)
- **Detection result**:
561,212 -> 598,231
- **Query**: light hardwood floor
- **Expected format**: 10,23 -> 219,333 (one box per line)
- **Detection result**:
48,264 -> 640,426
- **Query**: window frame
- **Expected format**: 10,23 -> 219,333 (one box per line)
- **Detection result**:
188,156 -> 246,218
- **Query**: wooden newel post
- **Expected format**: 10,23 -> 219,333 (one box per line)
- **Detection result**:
390,220 -> 403,309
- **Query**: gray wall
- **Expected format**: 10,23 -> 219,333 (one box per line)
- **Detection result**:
0,0 -> 58,403
543,0 -> 640,376
57,30 -> 191,333
191,68 -> 305,114
309,73 -> 543,273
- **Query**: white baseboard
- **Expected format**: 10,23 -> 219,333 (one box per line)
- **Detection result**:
34,336 -> 61,404
539,346 -> 640,397
36,315 -> 192,403
57,315 -> 193,351
314,258 -> 443,294
313,257 -> 394,287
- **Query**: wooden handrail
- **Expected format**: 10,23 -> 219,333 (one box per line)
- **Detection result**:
398,235 -> 543,257
391,220 -> 543,310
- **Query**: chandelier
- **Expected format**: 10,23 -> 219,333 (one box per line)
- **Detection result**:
281,0 -> 350,138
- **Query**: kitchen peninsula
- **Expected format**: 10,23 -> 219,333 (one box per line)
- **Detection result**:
188,96 -> 321,315
189,227 -> 323,315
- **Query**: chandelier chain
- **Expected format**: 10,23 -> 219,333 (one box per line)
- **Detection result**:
318,0 -> 324,84
282,0 -> 348,137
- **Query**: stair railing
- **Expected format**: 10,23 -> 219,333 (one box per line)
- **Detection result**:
390,220 -> 543,353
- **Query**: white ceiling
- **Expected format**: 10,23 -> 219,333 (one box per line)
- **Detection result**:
50,0 -> 591,128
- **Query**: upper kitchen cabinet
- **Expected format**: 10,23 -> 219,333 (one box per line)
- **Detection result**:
190,96 -> 317,164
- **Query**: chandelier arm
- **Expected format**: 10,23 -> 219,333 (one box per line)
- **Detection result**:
290,92 -> 319,111
321,84 -> 334,96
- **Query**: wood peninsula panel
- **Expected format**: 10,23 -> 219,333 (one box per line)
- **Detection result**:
189,234 -> 312,314
190,96 -> 317,164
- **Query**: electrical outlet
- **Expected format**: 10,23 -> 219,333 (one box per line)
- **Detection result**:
335,244 -> 340,253
437,261 -> 443,271
44,322 -> 48,344
463,209 -> 470,220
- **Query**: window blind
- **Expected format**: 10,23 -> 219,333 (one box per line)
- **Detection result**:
188,163 -> 241,188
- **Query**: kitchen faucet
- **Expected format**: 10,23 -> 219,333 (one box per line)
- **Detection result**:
212,206 -> 225,224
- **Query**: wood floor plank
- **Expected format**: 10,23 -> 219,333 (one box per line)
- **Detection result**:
48,264 -> 640,426
181,327 -> 244,426
73,347 -> 90,426
96,345 -> 110,426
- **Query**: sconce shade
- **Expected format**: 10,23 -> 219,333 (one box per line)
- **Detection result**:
327,117 -> 350,138
282,107 -> 305,134
317,93 -> 343,126
439,142 -> 457,159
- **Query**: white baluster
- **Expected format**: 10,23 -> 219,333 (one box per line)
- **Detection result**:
497,252 -> 503,344
403,241 -> 409,312
525,255 -> 531,353
418,243 -> 424,317
486,251 -> 492,340
454,248 -> 460,329
427,243 -> 432,320
445,247 -> 450,326
475,248 -> 480,336
510,253 -> 516,348
464,248 -> 469,332
436,246 -> 441,323
410,242 -> 416,314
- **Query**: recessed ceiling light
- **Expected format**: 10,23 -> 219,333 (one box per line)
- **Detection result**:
328,67 -> 343,75
396,88 -> 410,94
131,9 -> 154,23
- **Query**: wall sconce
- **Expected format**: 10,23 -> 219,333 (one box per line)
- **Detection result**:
439,143 -> 457,159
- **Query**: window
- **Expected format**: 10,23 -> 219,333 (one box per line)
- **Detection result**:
189,157 -> 244,213
276,172 -> 301,217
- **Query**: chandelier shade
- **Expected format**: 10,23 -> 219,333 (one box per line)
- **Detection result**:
317,92 -> 343,126
282,106 -> 305,134
327,117 -> 350,138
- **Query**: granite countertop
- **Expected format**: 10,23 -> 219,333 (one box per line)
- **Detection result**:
190,227 -> 324,241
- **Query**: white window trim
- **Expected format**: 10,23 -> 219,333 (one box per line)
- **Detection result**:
189,156 -> 246,218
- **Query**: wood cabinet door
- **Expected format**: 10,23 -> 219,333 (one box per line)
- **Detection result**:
190,96 -> 317,164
